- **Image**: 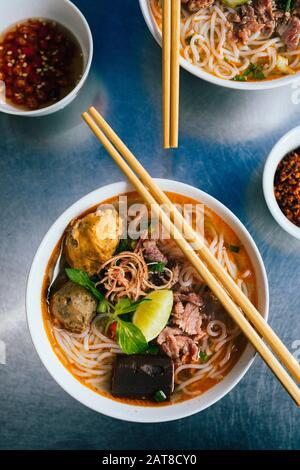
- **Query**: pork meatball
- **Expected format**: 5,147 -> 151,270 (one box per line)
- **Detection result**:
64,208 -> 123,276
50,281 -> 97,333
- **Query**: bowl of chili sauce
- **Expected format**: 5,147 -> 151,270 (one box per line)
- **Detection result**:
0,0 -> 93,116
263,126 -> 300,240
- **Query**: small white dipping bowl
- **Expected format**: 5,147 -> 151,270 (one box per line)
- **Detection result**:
26,179 -> 269,422
139,0 -> 300,91
0,0 -> 93,117
263,126 -> 300,240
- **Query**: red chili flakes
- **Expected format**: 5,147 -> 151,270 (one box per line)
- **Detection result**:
0,18 -> 83,110
274,149 -> 300,227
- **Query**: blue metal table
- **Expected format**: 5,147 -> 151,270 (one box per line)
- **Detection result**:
0,0 -> 299,450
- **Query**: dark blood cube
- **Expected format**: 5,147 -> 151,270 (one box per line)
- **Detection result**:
111,354 -> 174,401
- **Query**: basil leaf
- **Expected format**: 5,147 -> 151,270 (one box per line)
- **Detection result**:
65,268 -> 103,301
148,262 -> 166,273
115,298 -> 151,316
116,320 -> 148,354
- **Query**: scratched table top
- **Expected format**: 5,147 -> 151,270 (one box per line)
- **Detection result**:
0,0 -> 299,451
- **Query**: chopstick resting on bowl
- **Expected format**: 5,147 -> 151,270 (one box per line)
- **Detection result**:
82,106 -> 300,406
163,0 -> 181,149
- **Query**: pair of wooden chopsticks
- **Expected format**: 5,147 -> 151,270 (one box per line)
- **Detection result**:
82,106 -> 300,406
163,0 -> 181,148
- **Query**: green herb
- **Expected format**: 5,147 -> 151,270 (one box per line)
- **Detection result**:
153,390 -> 167,402
148,262 -> 166,273
116,319 -> 148,355
232,75 -> 246,82
199,351 -> 209,362
285,0 -> 292,11
130,239 -> 138,250
97,299 -> 110,313
114,297 -> 151,316
232,63 -> 265,82
229,245 -> 240,253
252,65 -> 265,80
116,238 -> 131,254
102,297 -> 151,352
65,268 -> 104,301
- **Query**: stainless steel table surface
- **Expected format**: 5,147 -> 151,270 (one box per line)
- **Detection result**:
0,0 -> 300,451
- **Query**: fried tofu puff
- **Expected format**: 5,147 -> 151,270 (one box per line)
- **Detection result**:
65,208 -> 123,275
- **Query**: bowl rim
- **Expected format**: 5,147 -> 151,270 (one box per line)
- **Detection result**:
263,125 -> 300,240
138,0 -> 300,91
0,0 -> 93,117
26,179 -> 269,423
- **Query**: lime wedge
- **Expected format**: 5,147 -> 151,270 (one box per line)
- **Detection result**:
132,290 -> 173,342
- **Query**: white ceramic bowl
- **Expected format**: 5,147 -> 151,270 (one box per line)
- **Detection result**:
263,126 -> 300,240
139,0 -> 300,91
0,0 -> 93,117
26,179 -> 269,422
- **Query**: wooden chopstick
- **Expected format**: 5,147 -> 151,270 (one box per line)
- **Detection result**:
88,107 -> 300,386
162,0 -> 180,148
162,0 -> 171,148
170,0 -> 181,148
82,109 -> 300,406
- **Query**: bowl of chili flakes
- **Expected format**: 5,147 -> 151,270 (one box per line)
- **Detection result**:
263,126 -> 300,240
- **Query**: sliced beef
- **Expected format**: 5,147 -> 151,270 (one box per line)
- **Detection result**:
173,291 -> 203,307
173,302 -> 203,336
157,327 -> 198,363
254,0 -> 275,36
171,264 -> 180,285
229,5 -> 262,44
277,16 -> 300,50
182,0 -> 215,11
143,240 -> 168,263
157,326 -> 182,344
229,0 -> 275,44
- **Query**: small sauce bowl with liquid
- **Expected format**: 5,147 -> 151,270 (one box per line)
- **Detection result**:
0,0 -> 93,117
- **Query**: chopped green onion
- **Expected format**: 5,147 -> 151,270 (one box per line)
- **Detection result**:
232,75 -> 246,82
154,390 -> 167,402
232,63 -> 265,82
97,300 -> 109,313
229,245 -> 240,253
148,262 -> 166,273
130,239 -> 138,250
285,0 -> 292,11
199,351 -> 209,362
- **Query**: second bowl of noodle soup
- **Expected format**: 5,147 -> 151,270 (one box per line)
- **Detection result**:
140,0 -> 300,90
26,179 -> 269,422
